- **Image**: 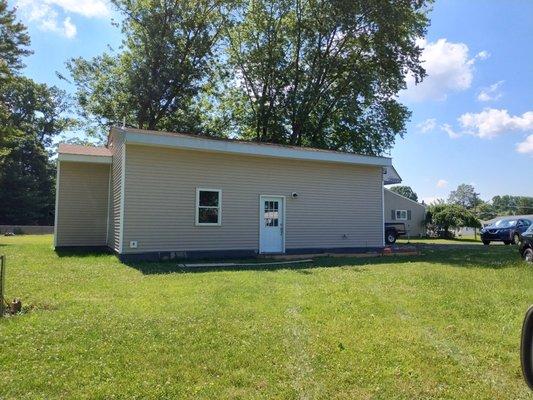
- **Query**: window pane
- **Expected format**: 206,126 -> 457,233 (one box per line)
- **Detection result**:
198,207 -> 219,224
199,191 -> 219,207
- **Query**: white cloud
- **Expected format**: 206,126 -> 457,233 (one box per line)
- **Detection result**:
436,179 -> 448,188
477,81 -> 504,102
63,17 -> 77,38
403,38 -> 488,101
476,50 -> 490,60
459,108 -> 533,139
516,135 -> 533,155
45,0 -> 110,18
417,118 -> 437,133
440,123 -> 461,139
15,0 -> 110,38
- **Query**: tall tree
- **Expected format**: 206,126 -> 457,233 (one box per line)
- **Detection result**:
517,197 -> 533,215
223,0 -> 430,154
448,184 -> 480,209
492,195 -> 514,215
476,201 -> 497,221
0,77 -> 71,225
389,185 -> 418,202
0,4 -> 71,225
0,0 -> 31,81
67,0 -> 228,140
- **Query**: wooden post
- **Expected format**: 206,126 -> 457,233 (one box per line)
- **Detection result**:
0,255 -> 5,316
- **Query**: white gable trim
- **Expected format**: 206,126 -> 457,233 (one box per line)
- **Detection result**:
58,153 -> 112,164
118,128 -> 393,168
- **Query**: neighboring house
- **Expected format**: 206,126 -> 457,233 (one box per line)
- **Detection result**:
54,127 -> 402,260
384,188 -> 426,237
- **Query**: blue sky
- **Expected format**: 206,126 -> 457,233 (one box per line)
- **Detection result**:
10,0 -> 533,203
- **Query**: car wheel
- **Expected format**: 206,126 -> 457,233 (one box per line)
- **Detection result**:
483,240 -> 490,245
524,248 -> 533,263
386,231 -> 397,245
513,233 -> 521,245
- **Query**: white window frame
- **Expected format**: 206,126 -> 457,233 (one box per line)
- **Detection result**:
195,188 -> 222,226
396,209 -> 408,221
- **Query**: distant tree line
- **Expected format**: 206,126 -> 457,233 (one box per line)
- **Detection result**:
0,1 -> 72,225
426,183 -> 533,238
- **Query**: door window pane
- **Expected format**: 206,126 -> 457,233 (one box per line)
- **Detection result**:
264,200 -> 279,227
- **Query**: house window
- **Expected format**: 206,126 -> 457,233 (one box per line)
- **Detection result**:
396,210 -> 408,221
196,189 -> 221,226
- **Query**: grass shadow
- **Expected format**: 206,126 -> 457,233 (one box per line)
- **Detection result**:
55,247 -> 113,258
123,244 -> 521,275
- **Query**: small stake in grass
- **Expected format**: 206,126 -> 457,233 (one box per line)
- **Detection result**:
0,255 -> 5,316
0,256 -> 22,316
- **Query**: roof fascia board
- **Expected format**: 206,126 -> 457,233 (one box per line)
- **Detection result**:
122,130 -> 392,167
58,153 -> 112,164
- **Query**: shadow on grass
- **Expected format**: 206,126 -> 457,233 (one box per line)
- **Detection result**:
123,245 -> 520,275
55,247 -> 113,258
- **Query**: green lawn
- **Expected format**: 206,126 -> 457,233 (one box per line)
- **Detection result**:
397,236 -> 482,245
1,235 -> 532,399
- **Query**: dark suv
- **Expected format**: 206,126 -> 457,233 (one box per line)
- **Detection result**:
519,225 -> 533,262
480,218 -> 532,245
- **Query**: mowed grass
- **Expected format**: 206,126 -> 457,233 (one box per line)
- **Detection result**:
1,236 -> 532,399
397,236 -> 482,245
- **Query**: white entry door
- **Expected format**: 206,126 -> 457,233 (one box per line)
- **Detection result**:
259,196 -> 284,253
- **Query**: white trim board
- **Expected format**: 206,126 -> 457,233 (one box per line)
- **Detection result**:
58,153 -> 112,164
118,144 -> 126,254
116,127 -> 393,168
195,188 -> 222,226
53,160 -> 61,247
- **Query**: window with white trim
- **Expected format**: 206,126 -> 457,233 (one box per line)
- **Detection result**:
395,210 -> 408,221
196,189 -> 221,226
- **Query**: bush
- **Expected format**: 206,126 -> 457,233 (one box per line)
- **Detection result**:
426,204 -> 480,238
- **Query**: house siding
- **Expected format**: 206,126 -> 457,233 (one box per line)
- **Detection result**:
107,130 -> 125,251
384,189 -> 426,237
55,162 -> 110,246
122,144 -> 384,254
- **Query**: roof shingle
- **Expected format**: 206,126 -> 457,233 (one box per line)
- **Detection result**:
58,143 -> 112,157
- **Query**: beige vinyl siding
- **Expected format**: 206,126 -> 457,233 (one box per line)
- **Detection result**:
122,144 -> 384,254
384,189 -> 426,237
55,162 -> 110,246
107,130 -> 125,251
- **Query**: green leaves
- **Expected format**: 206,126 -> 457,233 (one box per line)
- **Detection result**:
426,203 -> 481,236
0,0 -> 32,82
67,0 -> 228,140
390,186 -> 419,202
67,0 -> 431,154
224,0 -> 430,154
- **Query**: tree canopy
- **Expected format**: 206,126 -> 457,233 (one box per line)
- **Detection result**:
447,183 -> 480,209
67,0 -> 431,153
0,0 -> 31,81
0,3 -> 71,225
66,0 -> 228,138
426,203 -> 480,238
389,186 -> 418,202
